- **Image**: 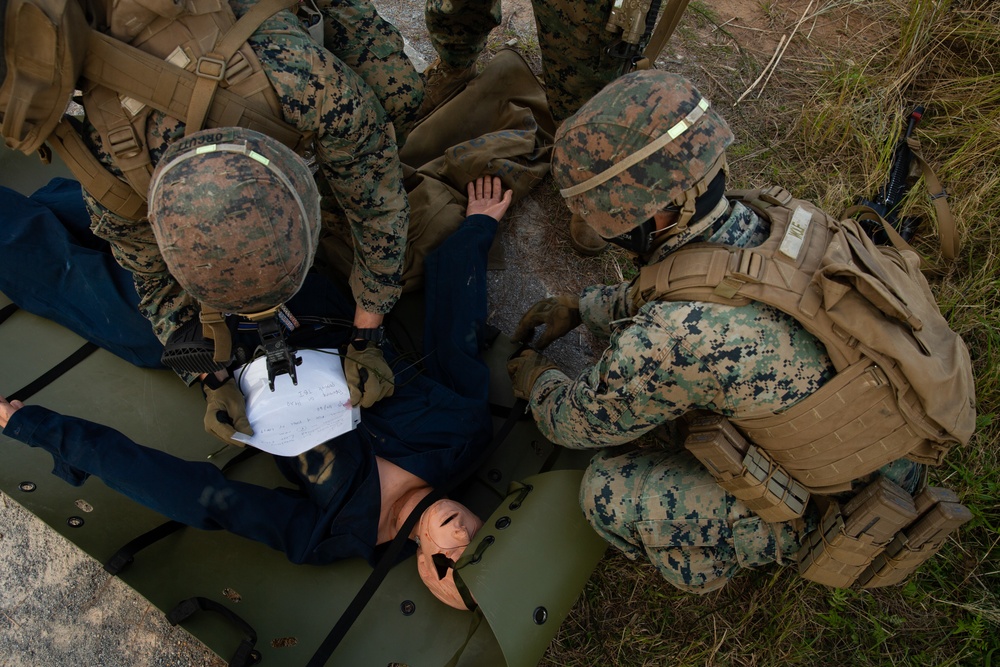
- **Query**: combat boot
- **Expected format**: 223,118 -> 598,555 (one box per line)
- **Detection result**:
569,214 -> 608,256
419,59 -> 477,118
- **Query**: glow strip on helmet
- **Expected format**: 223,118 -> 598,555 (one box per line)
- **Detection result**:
559,97 -> 711,198
149,141 -> 316,262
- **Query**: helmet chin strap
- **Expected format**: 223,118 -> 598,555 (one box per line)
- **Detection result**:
198,304 -> 302,390
667,152 -> 728,234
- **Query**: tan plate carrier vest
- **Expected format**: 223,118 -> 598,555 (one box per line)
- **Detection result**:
45,0 -> 313,221
632,186 -> 976,496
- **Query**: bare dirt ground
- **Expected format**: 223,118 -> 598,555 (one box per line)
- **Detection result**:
0,1 -> 879,665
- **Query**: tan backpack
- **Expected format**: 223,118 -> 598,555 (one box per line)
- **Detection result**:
0,0 -> 86,154
1,0 -> 311,220
633,186 -> 976,495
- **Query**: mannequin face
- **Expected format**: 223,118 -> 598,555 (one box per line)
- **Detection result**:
417,499 -> 483,557
414,499 -> 483,610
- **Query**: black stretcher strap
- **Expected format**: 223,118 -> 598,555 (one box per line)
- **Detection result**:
104,447 -> 261,575
305,397 -> 529,667
8,342 -> 99,403
0,303 -> 19,326
168,596 -> 260,667
103,520 -> 186,575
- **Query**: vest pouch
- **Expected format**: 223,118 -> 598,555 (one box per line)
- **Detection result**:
798,477 -> 918,587
857,486 -> 972,588
719,445 -> 810,523
1,0 -> 87,154
683,413 -> 809,523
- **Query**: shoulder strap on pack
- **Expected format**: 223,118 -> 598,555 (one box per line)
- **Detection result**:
906,134 -> 959,261
83,25 -> 308,150
82,84 -> 157,204
46,118 -> 150,219
70,0 -> 310,218
183,0 -> 295,136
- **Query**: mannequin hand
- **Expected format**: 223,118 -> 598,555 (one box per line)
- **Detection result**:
466,175 -> 513,221
0,394 -> 24,430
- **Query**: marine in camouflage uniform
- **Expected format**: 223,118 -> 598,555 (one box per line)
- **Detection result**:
424,0 -> 618,121
82,0 -> 421,351
508,71 -> 924,592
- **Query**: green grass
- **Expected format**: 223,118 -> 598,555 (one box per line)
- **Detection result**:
542,1 -> 1000,664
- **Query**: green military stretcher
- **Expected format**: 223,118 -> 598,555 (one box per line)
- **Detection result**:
0,113 -> 607,665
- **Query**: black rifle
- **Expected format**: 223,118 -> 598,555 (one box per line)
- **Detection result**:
605,0 -> 664,76
857,106 -> 924,244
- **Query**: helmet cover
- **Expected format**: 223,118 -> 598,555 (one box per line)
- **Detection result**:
149,127 -> 320,313
552,70 -> 734,238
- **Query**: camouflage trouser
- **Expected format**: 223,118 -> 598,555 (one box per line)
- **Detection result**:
581,447 -> 814,593
315,0 -> 424,142
425,0 -> 619,120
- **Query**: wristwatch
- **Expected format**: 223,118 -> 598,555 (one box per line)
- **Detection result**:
350,326 -> 386,346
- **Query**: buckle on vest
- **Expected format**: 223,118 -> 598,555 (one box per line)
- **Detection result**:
196,55 -> 227,81
224,52 -> 252,86
759,186 -> 793,206
107,126 -> 142,159
715,249 -> 764,299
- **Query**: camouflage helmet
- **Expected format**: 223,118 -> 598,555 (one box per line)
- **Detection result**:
552,71 -> 734,241
149,127 -> 321,314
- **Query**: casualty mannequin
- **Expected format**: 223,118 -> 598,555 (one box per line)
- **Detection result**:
0,174 -> 513,610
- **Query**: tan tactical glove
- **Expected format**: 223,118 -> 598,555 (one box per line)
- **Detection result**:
506,348 -> 559,401
202,376 -> 252,445
344,341 -> 395,408
512,294 -> 581,349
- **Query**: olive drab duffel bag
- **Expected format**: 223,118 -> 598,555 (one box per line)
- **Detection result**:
0,0 -> 310,221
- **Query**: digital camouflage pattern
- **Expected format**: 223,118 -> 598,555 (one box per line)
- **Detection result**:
582,446 -> 812,593
551,70 -> 734,238
85,0 -> 413,352
424,0 -> 501,71
529,202 -> 837,448
531,201 -> 925,590
312,0 -> 423,141
582,445 -> 925,591
148,128 -> 321,314
424,0 -> 617,121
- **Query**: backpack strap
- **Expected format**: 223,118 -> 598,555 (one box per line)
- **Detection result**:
46,118 -> 150,219
906,134 -> 959,261
184,0 -> 296,136
83,85 -> 157,202
83,28 -> 308,152
73,0 -> 311,218
636,0 -> 691,71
